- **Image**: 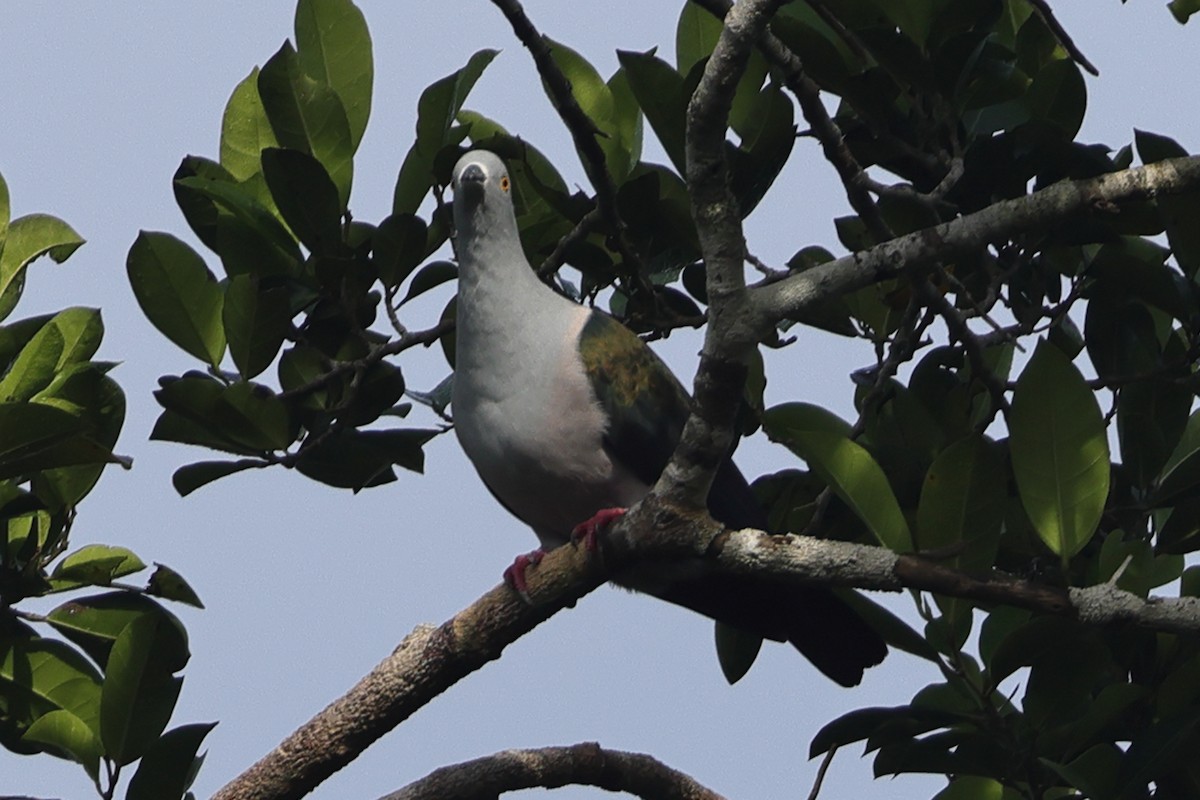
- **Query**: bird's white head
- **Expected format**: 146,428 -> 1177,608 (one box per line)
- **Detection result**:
452,150 -> 522,269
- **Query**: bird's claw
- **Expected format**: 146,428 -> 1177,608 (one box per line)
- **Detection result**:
503,549 -> 545,603
570,507 -> 628,552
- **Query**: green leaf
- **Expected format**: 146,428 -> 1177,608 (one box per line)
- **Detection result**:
373,213 -> 428,288
171,459 -> 266,498
714,622 -> 762,684
393,49 -> 498,214
809,705 -> 963,758
0,402 -> 123,480
917,436 -> 1006,568
145,565 -> 205,609
606,67 -> 643,183
1169,0 -> 1200,23
1009,340 -> 1109,562
223,275 -> 292,379
0,307 -> 102,402
676,1 -> 723,75
46,593 -> 185,669
221,68 -> 280,182
0,214 -> 85,323
126,232 -> 226,367
257,41 -> 354,207
399,260 -> 457,305
294,0 -> 373,150
1118,379 -> 1193,490
295,427 -> 440,490
126,722 -> 217,800
172,176 -> 303,277
33,366 -> 127,507
0,638 -> 102,735
617,48 -> 687,173
100,613 -> 188,765
1156,410 -> 1200,504
764,404 -> 912,551
50,544 -> 145,590
22,708 -> 102,779
933,776 -> 1007,800
260,147 -> 343,255
1024,58 -> 1086,139
543,39 -> 637,182
0,170 -> 9,244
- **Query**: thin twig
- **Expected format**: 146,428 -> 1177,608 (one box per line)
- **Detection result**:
487,0 -> 650,291
1027,0 -> 1100,76
277,321 -> 451,401
690,0 -> 894,243
537,207 -> 602,277
807,746 -> 837,800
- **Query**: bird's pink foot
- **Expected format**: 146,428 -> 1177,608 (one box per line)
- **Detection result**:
570,507 -> 628,551
503,549 -> 545,601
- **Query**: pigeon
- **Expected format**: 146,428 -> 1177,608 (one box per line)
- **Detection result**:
450,149 -> 886,686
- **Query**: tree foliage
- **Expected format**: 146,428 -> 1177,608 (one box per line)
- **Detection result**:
6,0 -> 1200,798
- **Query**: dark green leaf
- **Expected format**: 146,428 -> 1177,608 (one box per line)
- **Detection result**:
1009,341 -> 1109,561
714,622 -> 761,684
223,275 -> 292,379
257,41 -> 354,207
295,427 -> 440,490
126,232 -> 225,366
1118,379 -> 1193,490
399,260 -> 457,305
0,402 -> 123,480
260,147 -> 343,255
126,721 -> 217,800
172,176 -> 303,277
393,49 -> 498,214
0,307 -> 103,403
917,436 -> 1005,568
146,565 -> 205,609
100,613 -> 188,764
373,213 -> 428,288
1156,410 -> 1200,504
171,459 -> 266,498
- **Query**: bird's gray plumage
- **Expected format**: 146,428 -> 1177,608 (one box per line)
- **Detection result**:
450,150 -> 886,686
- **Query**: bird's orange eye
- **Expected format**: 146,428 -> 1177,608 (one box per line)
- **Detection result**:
500,176 -> 511,192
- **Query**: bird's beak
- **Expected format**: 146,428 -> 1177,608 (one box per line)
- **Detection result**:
457,163 -> 487,201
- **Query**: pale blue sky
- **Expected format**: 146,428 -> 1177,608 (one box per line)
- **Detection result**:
1,3 -> 1195,799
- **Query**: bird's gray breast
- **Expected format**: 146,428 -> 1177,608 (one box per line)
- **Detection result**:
452,305 -> 647,547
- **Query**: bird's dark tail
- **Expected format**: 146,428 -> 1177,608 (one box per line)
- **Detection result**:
659,575 -> 888,687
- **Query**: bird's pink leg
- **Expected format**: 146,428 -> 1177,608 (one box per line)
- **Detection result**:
570,507 -> 628,551
503,549 -> 545,601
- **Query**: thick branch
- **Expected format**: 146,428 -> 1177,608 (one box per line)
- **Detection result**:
380,743 -> 727,800
755,156 -> 1200,324
211,544 -> 607,800
662,0 -> 784,513
214,503 -> 1200,800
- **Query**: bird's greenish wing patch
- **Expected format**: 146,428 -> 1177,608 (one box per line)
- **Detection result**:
578,310 -> 692,486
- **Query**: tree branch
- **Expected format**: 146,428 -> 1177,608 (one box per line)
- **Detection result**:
380,743 -> 727,800
213,513 -> 1200,799
211,542 -> 608,800
658,0 -> 785,514
755,156 -> 1200,325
